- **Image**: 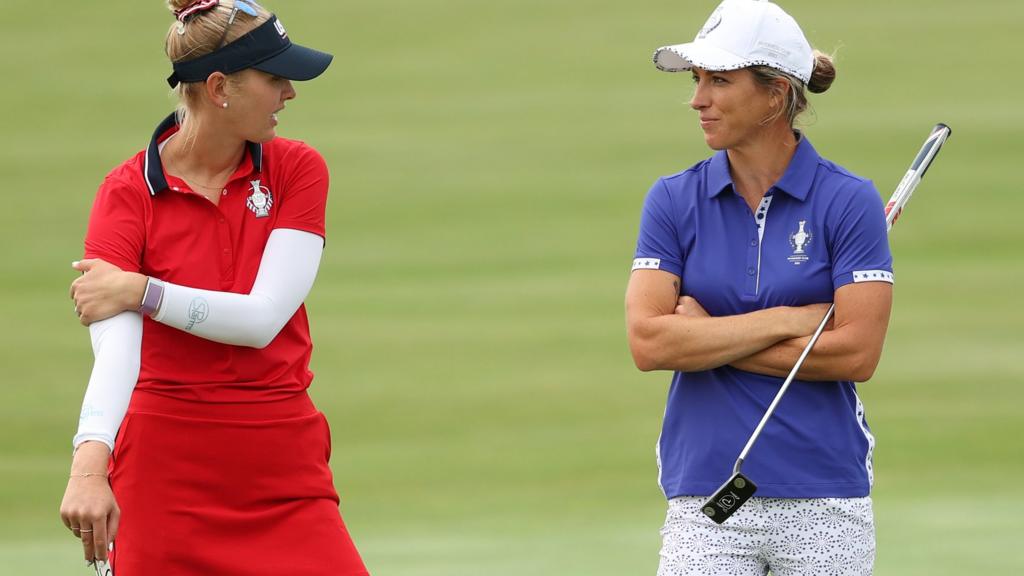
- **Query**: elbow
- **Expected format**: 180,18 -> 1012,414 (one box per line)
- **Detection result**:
126,357 -> 141,376
850,364 -> 877,383
241,299 -> 295,348
239,319 -> 284,349
244,328 -> 278,349
627,318 -> 705,373
848,351 -> 882,382
246,336 -> 275,349
627,326 -> 667,372
631,347 -> 707,373
630,346 -> 661,372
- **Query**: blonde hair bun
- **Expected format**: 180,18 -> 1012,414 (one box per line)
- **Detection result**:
167,0 -> 198,13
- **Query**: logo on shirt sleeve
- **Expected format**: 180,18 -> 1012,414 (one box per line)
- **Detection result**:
632,258 -> 662,271
246,179 -> 274,218
787,220 -> 812,265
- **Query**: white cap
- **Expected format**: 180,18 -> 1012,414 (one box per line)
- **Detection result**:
653,0 -> 814,83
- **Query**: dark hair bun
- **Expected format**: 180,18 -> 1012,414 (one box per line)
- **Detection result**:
808,50 -> 836,94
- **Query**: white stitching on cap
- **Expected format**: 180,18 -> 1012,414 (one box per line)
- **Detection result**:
653,47 -> 810,83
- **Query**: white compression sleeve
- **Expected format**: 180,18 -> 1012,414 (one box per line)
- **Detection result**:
152,228 -> 324,348
73,311 -> 142,451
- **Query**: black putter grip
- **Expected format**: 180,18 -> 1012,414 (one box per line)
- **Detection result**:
700,472 -> 757,524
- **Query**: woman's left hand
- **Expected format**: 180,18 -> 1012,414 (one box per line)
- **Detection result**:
70,259 -> 147,325
674,295 -> 710,318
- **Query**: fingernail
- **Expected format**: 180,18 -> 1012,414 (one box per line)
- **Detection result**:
72,261 -> 80,267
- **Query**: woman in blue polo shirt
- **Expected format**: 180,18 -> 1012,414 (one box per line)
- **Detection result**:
626,1 -> 893,574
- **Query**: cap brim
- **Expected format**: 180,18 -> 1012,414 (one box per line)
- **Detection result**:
253,43 -> 333,81
653,41 -> 748,73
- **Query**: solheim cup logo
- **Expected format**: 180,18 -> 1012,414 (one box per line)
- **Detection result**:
787,220 -> 812,265
246,179 -> 273,218
698,6 -> 723,39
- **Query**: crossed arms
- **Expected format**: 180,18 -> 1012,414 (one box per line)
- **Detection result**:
625,269 -> 892,382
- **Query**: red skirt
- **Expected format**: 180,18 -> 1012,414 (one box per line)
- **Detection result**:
108,391 -> 368,575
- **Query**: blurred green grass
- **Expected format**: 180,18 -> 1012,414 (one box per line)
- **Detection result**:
1,0 -> 1022,573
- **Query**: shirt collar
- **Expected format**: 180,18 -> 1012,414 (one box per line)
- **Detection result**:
706,149 -> 734,198
773,134 -> 817,201
143,112 -> 263,196
705,133 -> 820,202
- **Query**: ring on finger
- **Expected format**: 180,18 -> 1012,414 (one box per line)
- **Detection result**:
79,529 -> 94,533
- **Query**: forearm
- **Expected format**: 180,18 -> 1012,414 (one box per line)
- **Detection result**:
151,229 -> 323,348
731,282 -> 893,382
731,328 -> 883,382
74,311 -> 142,452
153,284 -> 288,348
629,307 -> 806,372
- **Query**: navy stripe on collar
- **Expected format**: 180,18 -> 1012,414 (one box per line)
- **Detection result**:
144,112 -> 263,196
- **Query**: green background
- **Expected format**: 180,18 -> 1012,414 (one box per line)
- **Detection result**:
2,0 -> 1021,573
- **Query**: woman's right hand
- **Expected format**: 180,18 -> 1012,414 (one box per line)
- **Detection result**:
59,441 -> 119,563
70,259 -> 147,325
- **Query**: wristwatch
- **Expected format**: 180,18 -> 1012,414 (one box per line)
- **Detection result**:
139,277 -> 165,317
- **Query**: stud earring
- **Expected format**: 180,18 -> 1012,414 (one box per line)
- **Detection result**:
222,102 -> 229,109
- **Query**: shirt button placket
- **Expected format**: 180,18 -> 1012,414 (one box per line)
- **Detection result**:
743,225 -> 759,297
217,210 -> 233,283
743,194 -> 773,299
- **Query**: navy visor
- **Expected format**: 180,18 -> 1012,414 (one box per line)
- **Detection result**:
168,15 -> 332,88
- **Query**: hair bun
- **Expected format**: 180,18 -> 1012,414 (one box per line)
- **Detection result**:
808,50 -> 836,94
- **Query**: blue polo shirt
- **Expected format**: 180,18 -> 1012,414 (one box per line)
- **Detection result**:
633,136 -> 893,499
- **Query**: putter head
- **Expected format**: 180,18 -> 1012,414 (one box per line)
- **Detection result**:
700,472 -> 757,524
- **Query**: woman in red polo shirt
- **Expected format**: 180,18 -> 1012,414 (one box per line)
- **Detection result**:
59,1 -> 368,574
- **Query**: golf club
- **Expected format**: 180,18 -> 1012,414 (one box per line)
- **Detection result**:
701,123 -> 952,524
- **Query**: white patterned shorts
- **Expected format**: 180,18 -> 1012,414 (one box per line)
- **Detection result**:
657,496 -> 875,576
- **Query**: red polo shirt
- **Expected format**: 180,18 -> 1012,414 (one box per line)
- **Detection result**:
84,113 -> 329,403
